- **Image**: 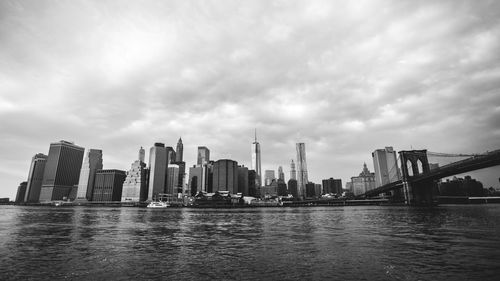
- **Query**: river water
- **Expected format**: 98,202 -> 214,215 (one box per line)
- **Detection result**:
1,205 -> 499,280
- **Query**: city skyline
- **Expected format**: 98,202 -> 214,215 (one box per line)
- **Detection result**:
1,0 -> 500,198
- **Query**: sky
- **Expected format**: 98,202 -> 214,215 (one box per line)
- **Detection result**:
1,0 -> 500,199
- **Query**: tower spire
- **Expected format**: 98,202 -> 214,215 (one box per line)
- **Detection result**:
254,128 -> 257,142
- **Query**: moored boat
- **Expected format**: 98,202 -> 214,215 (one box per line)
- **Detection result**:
146,201 -> 170,208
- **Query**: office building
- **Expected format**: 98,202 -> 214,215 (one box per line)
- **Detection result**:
121,147 -> 149,202
278,166 -> 285,182
197,146 -> 210,166
76,149 -> 103,201
92,169 -> 126,202
166,164 -> 180,195
296,143 -> 308,200
351,163 -> 376,196
238,165 -> 249,195
290,159 -> 296,180
288,179 -> 298,198
264,170 -> 275,186
24,153 -> 48,203
372,147 -> 401,187
148,143 -> 167,201
322,178 -> 343,195
15,182 -> 27,203
212,159 -> 238,194
277,181 -> 287,196
251,130 -> 262,187
138,146 -> 145,162
175,138 -> 183,162
248,170 -> 258,197
166,146 -> 175,164
39,141 -> 85,202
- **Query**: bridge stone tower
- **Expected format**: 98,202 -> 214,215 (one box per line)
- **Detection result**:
399,150 -> 436,205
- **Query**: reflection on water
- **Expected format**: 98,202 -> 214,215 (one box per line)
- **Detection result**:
1,205 -> 500,280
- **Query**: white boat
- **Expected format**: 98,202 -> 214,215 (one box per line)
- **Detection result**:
147,201 -> 170,208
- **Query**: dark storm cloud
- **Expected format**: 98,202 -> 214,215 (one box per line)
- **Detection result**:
1,0 -> 500,197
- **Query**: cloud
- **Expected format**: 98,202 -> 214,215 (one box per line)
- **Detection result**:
1,0 -> 500,198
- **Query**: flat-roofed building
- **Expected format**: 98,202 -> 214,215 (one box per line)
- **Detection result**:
212,159 -> 238,194
24,153 -> 48,203
92,169 -> 126,202
39,141 -> 84,202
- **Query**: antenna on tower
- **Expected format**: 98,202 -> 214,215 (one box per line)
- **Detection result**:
254,128 -> 257,142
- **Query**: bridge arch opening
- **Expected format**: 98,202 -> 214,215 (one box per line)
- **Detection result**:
407,160 -> 414,176
417,159 -> 423,175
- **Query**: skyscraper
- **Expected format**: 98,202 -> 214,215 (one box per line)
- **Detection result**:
237,165 -> 249,195
296,143 -> 308,200
138,146 -> 145,163
15,182 -> 27,203
122,147 -> 149,202
76,149 -> 103,201
372,146 -> 401,187
212,159 -> 238,194
166,164 -> 179,195
264,170 -> 275,186
39,141 -> 85,202
278,166 -> 285,182
24,153 -> 48,203
175,137 -> 183,162
148,143 -> 167,201
197,146 -> 210,166
290,159 -> 296,180
251,130 -> 262,187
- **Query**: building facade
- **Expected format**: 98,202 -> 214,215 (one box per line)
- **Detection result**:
290,159 -> 296,180
175,137 -> 183,162
92,169 -> 126,202
296,143 -> 308,200
24,153 -> 48,203
166,164 -> 179,195
76,149 -> 103,201
238,166 -> 249,195
278,166 -> 285,182
197,146 -> 210,166
39,141 -> 85,202
351,163 -> 376,196
372,146 -> 401,187
322,178 -> 343,195
121,147 -> 149,202
148,143 -> 167,201
264,170 -> 275,186
212,159 -> 238,194
15,182 -> 28,203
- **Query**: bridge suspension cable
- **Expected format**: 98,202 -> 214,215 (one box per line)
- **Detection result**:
427,151 -> 481,157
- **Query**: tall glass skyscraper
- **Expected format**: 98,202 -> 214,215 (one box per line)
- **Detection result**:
76,149 -> 103,201
39,141 -> 85,202
296,143 -> 308,200
251,130 -> 261,187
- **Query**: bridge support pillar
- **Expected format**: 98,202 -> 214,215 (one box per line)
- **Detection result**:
404,180 -> 437,206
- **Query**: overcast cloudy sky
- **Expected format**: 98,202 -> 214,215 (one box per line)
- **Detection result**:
1,0 -> 500,198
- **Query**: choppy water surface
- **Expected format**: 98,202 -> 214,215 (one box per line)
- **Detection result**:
1,205 -> 500,280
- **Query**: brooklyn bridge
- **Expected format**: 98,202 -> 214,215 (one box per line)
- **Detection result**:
358,149 -> 500,205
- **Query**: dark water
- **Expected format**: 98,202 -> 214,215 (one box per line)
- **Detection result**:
1,205 -> 500,280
